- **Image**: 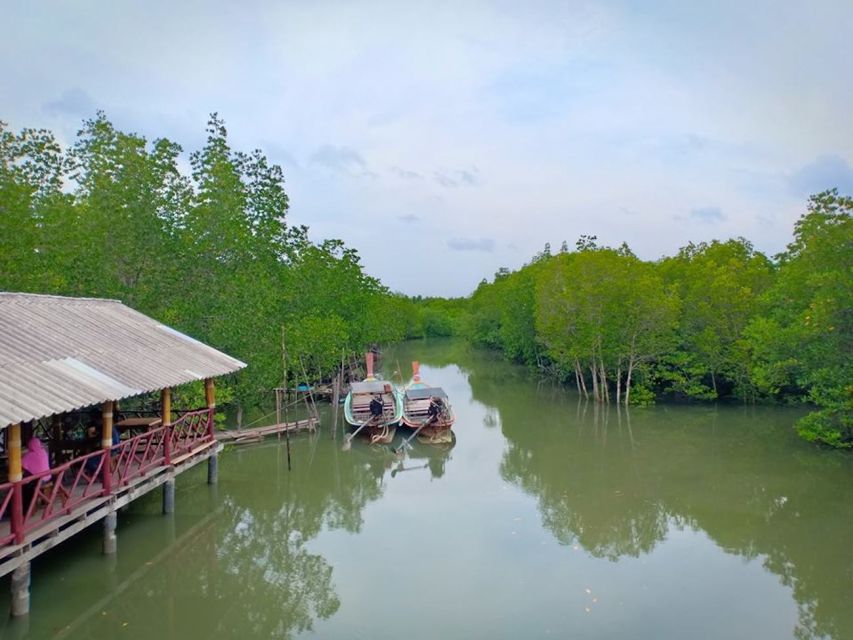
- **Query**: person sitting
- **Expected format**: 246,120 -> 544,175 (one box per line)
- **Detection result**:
21,436 -> 51,510
22,436 -> 50,477
369,395 -> 385,418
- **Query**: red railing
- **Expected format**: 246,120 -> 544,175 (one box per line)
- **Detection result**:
18,448 -> 107,541
0,482 -> 15,546
2,408 -> 215,548
111,425 -> 168,487
169,408 -> 214,458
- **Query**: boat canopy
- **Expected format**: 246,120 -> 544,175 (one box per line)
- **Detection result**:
350,380 -> 392,394
405,387 -> 448,400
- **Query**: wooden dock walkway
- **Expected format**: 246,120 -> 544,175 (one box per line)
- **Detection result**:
215,418 -> 318,445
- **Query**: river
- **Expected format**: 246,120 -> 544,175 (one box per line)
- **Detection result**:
1,339 -> 851,639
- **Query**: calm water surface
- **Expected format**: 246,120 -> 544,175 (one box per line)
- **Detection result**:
2,340 -> 851,639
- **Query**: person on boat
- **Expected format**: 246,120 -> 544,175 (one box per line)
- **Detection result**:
428,397 -> 444,421
369,395 -> 384,418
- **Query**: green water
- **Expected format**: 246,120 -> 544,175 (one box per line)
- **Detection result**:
1,339 -> 851,639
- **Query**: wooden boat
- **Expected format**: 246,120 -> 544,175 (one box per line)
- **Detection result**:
401,361 -> 455,444
344,352 -> 403,444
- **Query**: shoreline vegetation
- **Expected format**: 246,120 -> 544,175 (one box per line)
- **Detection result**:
416,193 -> 851,449
1,114 -> 850,448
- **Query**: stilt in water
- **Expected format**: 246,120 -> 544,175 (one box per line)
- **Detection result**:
208,453 -> 218,485
103,509 -> 117,554
163,477 -> 175,514
10,562 -> 30,617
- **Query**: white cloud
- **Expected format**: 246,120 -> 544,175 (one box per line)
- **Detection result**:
2,0 -> 852,295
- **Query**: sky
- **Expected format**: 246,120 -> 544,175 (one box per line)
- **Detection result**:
3,0 -> 852,296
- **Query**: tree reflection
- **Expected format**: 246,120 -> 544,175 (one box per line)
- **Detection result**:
466,352 -> 853,640
22,434 -> 391,640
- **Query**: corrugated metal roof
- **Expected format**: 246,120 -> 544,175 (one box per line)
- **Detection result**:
0,293 -> 247,428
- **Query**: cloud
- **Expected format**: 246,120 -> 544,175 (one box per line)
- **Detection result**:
43,88 -> 97,117
447,237 -> 494,252
391,166 -> 422,180
689,206 -> 724,223
310,145 -> 374,177
264,142 -> 300,169
397,214 -> 420,223
788,155 -> 853,197
434,168 -> 480,188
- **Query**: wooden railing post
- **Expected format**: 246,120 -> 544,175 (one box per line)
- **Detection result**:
162,388 -> 172,465
101,401 -> 113,495
8,423 -> 24,544
204,378 -> 216,438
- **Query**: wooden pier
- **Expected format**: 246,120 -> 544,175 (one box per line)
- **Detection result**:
216,417 -> 318,445
0,293 -> 248,617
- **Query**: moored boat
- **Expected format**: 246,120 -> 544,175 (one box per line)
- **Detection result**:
344,352 -> 403,444
401,361 -> 455,444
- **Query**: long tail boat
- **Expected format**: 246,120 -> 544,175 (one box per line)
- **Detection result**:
344,352 -> 403,444
401,361 -> 455,444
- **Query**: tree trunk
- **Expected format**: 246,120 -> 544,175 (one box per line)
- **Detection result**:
573,361 -> 582,394
599,358 -> 609,403
625,358 -> 634,406
616,361 -> 622,405
590,361 -> 599,402
576,360 -> 588,397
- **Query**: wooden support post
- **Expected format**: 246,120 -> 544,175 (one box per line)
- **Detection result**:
204,378 -> 216,438
162,387 -> 172,425
8,422 -> 22,482
205,378 -> 216,409
162,387 -> 172,465
205,378 -> 218,482
8,423 -> 24,545
101,401 -> 113,495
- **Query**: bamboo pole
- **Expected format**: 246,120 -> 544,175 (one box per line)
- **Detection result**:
281,326 -> 292,471
8,422 -> 24,546
102,401 -> 113,494
162,387 -> 172,465
8,422 -> 22,482
161,388 -> 172,426
205,378 -> 216,408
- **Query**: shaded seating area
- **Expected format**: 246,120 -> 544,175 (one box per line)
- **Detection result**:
0,292 -> 246,616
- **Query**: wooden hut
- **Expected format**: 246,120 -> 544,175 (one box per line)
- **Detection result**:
0,293 -> 246,616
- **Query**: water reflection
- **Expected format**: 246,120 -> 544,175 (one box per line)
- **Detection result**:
460,346 -> 853,640
1,340 -> 850,640
1,429 -> 392,640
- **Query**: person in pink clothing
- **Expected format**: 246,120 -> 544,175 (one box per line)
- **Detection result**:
21,436 -> 51,510
22,437 -> 50,476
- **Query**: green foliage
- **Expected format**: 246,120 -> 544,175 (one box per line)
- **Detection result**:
451,205 -> 850,448
0,114 -> 412,406
750,190 -> 852,447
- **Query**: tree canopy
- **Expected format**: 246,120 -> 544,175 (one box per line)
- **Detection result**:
453,195 -> 851,448
0,114 -> 414,406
